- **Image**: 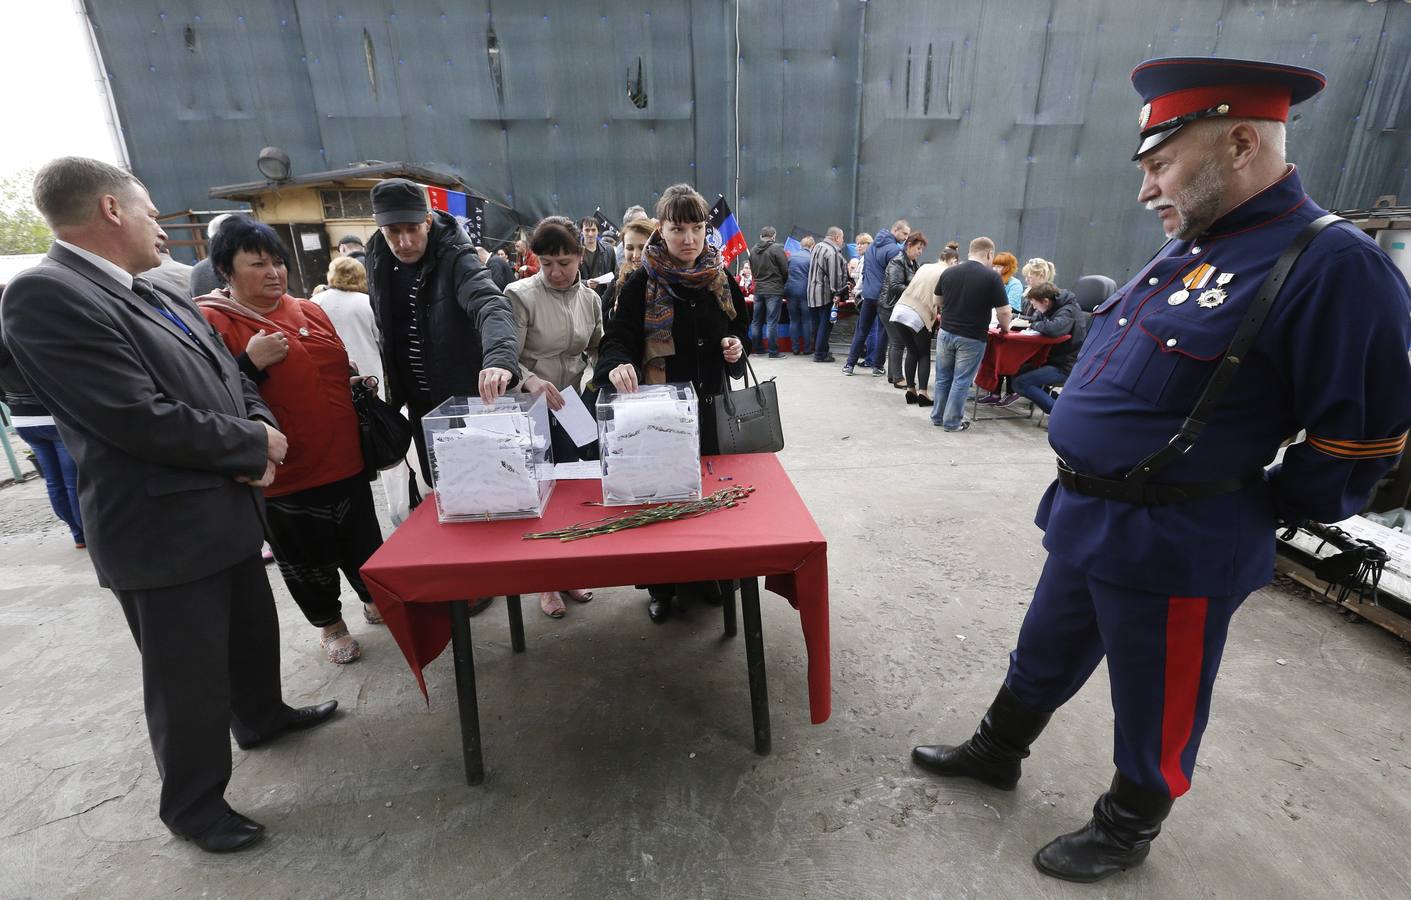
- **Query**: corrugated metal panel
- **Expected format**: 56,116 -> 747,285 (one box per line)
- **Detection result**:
86,1 -> 1411,277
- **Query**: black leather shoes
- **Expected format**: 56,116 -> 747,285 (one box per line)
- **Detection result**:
237,700 -> 339,750
1033,773 -> 1174,883
284,699 -> 339,733
177,810 -> 265,853
911,685 -> 1052,790
647,587 -> 675,623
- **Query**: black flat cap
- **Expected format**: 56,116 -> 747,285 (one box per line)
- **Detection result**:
371,179 -> 430,226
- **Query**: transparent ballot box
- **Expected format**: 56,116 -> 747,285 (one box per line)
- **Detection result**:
423,394 -> 554,522
596,383 -> 702,506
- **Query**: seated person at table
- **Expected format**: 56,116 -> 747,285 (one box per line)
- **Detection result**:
1001,281 -> 1088,412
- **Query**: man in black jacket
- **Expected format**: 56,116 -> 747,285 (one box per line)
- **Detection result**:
1002,281 -> 1088,413
748,226 -> 790,358
365,179 -> 520,478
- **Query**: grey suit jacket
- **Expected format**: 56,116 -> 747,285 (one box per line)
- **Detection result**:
0,244 -> 274,591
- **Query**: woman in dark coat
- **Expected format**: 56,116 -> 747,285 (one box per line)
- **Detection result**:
594,183 -> 751,622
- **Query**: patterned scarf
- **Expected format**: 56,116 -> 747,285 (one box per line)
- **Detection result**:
641,232 -> 734,382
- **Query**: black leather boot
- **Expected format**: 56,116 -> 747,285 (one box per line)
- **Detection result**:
911,685 -> 1052,790
1033,772 -> 1174,883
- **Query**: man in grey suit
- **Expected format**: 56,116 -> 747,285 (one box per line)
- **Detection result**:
0,157 -> 337,853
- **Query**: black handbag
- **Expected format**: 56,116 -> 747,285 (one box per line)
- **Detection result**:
710,358 -> 785,454
350,377 -> 414,478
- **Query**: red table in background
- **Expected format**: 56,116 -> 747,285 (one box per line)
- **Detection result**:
974,328 -> 1069,394
360,452 -> 831,784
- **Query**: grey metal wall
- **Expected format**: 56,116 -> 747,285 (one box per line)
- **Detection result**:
86,1 -> 1411,280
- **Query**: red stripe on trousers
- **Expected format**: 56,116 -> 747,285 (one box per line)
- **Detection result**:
1160,596 -> 1208,798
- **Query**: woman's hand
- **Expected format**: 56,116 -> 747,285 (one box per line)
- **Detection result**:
721,336 -> 743,364
608,363 -> 639,393
524,375 -> 566,411
245,329 -> 289,369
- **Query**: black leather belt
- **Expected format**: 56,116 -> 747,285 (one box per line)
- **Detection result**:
1056,460 -> 1259,506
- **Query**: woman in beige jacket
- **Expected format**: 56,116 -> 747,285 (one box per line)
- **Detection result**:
507,216 -> 604,618
890,240 -> 960,406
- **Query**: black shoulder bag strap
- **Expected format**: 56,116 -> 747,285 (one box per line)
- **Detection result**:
1125,213 -> 1343,483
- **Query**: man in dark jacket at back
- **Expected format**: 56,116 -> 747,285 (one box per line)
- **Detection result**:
748,226 -> 790,358
366,179 -> 519,478
1002,281 -> 1088,413
784,236 -> 815,356
845,219 -> 910,376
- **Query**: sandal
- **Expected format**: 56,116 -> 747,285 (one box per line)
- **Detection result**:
363,602 -> 385,625
560,589 -> 593,603
539,592 -> 566,618
319,625 -> 361,665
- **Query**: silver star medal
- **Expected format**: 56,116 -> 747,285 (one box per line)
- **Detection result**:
1197,272 -> 1235,309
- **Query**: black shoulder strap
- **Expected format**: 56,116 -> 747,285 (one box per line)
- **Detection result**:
1125,213 -> 1343,483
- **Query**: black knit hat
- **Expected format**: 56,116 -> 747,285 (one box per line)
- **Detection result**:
370,179 -> 430,226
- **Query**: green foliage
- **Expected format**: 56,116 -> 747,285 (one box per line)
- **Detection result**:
0,171 -> 53,255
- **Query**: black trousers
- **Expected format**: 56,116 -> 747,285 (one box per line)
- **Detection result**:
114,556 -> 289,836
265,475 -> 384,628
888,321 -> 933,390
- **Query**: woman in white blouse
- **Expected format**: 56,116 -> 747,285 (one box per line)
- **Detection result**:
507,216 -> 604,619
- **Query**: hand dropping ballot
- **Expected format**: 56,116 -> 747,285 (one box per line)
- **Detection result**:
597,384 -> 702,506
423,395 -> 555,522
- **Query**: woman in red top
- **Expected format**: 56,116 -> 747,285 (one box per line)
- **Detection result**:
198,217 -> 383,665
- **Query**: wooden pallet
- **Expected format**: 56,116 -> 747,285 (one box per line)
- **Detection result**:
1275,554 -> 1411,644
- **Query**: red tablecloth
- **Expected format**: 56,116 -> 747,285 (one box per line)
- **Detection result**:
360,453 -> 832,724
974,329 -> 1069,393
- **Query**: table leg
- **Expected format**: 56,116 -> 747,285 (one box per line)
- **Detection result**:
506,594 -> 525,653
722,579 -> 738,638
449,599 -> 485,786
739,576 -> 771,755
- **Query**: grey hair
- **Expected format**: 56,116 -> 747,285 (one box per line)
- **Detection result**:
32,156 -> 140,228
826,226 -> 844,240
1193,117 -> 1286,160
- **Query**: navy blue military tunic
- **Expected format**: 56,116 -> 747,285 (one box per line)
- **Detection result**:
1040,167 -> 1411,598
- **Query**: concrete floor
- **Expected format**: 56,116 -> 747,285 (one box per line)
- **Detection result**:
2,352 -> 1409,900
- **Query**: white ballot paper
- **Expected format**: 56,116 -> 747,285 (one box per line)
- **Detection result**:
589,271 -> 615,286
552,388 -> 599,447
431,423 -> 541,516
551,461 -> 603,480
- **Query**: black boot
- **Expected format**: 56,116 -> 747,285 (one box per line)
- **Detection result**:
1033,772 -> 1174,883
911,684 -> 1052,789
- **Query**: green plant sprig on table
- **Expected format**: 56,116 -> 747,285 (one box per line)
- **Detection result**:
523,485 -> 755,542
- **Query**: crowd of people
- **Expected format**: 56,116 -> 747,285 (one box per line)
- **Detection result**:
744,220 -> 1093,432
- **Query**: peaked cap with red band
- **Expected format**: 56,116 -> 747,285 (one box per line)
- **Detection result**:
1131,56 -> 1326,160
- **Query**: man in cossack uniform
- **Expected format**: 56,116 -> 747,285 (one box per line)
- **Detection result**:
911,57 -> 1411,883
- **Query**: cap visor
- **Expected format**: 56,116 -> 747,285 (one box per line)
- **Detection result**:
374,209 -> 429,226
1133,124 -> 1183,161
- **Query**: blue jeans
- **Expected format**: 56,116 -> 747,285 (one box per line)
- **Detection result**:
16,424 -> 84,542
930,330 -> 987,429
813,306 -> 835,360
846,296 -> 882,368
750,294 -> 783,354
1012,364 -> 1068,414
786,294 -> 812,353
